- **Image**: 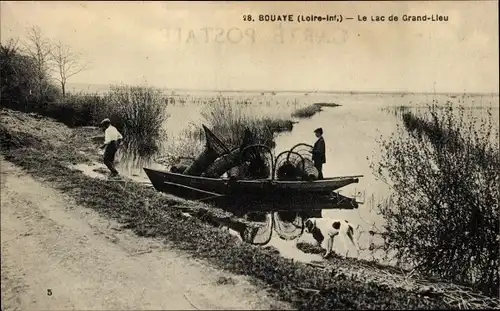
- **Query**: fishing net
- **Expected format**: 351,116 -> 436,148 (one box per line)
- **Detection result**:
239,144 -> 273,179
289,143 -> 319,179
170,157 -> 194,173
274,150 -> 305,180
203,124 -> 231,155
273,211 -> 305,240
289,143 -> 313,159
202,128 -> 257,178
226,163 -> 248,178
301,158 -> 319,180
170,164 -> 190,173
182,125 -> 230,176
202,147 -> 241,178
274,145 -> 319,181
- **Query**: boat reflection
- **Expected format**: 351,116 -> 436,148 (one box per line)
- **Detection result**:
201,192 -> 359,246
237,210 -> 315,245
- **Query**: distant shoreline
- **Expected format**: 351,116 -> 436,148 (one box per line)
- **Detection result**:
67,83 -> 499,97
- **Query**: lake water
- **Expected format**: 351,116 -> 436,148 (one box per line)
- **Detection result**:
112,91 -> 499,264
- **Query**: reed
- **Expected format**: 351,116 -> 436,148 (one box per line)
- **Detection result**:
291,103 -> 341,119
291,104 -> 322,118
200,96 -> 293,149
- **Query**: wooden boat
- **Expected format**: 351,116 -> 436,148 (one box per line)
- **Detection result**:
145,168 -> 360,194
143,167 -> 362,210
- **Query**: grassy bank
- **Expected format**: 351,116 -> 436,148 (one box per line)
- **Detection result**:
291,103 -> 341,119
374,103 -> 499,297
0,109 -> 459,310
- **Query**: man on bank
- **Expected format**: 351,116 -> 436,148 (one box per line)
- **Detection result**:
100,118 -> 123,178
312,127 -> 326,180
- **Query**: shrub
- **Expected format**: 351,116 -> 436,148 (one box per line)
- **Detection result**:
42,92 -> 105,127
373,102 -> 499,296
100,85 -> 169,162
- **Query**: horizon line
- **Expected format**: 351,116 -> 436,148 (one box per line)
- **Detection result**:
68,82 -> 500,96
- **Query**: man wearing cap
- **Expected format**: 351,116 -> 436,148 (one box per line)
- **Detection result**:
99,118 -> 123,178
312,128 -> 326,180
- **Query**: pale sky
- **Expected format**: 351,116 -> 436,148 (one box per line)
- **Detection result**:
1,1 -> 498,93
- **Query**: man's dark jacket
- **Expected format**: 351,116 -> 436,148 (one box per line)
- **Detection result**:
312,136 -> 326,164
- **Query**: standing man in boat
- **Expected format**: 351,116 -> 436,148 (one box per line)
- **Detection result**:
312,128 -> 326,180
99,118 -> 123,178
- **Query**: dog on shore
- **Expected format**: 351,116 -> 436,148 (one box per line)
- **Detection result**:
303,218 -> 360,258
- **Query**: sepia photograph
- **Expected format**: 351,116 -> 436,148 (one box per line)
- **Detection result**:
1,1 -> 499,310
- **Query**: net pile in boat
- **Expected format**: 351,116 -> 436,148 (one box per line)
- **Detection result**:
239,144 -> 272,179
274,143 -> 319,180
202,147 -> 241,178
289,143 -> 313,159
202,129 -> 262,178
203,124 -> 230,155
289,143 -> 318,179
182,125 -> 231,176
275,150 -> 305,181
170,157 -> 195,173
301,158 -> 319,180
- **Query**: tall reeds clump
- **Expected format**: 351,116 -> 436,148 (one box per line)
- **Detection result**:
101,85 -> 169,162
373,102 -> 499,296
200,96 -> 289,149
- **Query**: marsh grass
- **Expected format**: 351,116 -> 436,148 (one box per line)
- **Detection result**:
373,102 -> 499,297
291,103 -> 341,119
200,96 -> 293,150
379,105 -> 413,119
158,126 -> 205,166
291,104 -> 322,118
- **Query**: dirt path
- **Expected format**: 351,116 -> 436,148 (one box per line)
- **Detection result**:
1,159 -> 288,311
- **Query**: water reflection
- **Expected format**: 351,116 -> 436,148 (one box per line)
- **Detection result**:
231,210 -> 317,246
221,207 -> 389,263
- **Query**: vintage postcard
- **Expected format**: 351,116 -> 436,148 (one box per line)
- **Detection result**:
1,1 -> 498,310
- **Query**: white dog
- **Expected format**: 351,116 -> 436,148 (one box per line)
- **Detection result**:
304,218 -> 360,258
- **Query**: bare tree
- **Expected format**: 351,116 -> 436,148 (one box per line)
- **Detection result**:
50,40 -> 89,97
23,25 -> 53,103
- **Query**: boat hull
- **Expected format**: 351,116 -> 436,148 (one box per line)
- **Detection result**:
143,167 -> 361,209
